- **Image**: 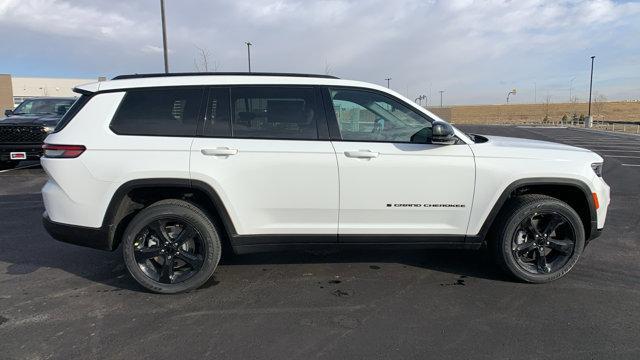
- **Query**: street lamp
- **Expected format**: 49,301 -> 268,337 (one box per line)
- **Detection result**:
414,95 -> 427,106
245,42 -> 252,73
385,77 -> 391,88
569,76 -> 576,103
588,56 -> 595,118
506,89 -> 517,104
160,0 -> 169,73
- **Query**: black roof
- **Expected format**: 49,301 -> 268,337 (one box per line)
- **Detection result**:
112,72 -> 339,80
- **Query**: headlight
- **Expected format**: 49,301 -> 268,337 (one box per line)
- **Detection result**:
591,162 -> 603,177
43,126 -> 55,133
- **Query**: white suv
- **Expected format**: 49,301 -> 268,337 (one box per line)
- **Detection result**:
41,73 -> 610,293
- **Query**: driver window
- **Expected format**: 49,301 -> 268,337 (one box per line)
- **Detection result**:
330,88 -> 432,143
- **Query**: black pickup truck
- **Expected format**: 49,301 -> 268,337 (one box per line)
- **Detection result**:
1,97 -> 76,169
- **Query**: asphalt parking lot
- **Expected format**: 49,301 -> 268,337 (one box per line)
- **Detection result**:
1,125 -> 639,360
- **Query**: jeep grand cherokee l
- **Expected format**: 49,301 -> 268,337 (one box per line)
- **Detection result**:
1,97 -> 75,169
40,73 -> 610,293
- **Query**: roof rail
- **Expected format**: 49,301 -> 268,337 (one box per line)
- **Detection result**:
112,72 -> 340,80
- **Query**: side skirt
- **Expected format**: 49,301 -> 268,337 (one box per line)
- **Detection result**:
232,234 -> 481,255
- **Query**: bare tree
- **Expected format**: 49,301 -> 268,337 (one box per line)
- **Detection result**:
543,94 -> 552,122
324,59 -> 335,76
194,45 -> 220,72
592,93 -> 607,120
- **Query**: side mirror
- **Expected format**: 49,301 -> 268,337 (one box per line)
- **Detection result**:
4,109 -> 13,117
431,121 -> 456,145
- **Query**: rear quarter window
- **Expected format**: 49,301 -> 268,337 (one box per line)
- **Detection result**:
110,88 -> 204,136
53,95 -> 90,133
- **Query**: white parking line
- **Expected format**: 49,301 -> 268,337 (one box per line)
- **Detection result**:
554,137 -> 637,140
594,150 -> 640,152
561,143 -> 640,147
0,163 -> 40,173
562,145 -> 640,149
560,139 -> 640,142
622,164 -> 640,167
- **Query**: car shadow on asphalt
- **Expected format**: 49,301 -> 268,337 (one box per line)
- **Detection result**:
0,188 -> 511,294
220,248 -> 510,281
2,232 -> 511,293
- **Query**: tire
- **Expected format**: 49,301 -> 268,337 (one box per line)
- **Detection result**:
0,161 -> 18,170
491,194 -> 585,283
122,199 -> 222,294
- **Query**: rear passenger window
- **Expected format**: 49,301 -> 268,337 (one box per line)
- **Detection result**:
203,88 -> 231,137
230,87 -> 320,140
111,88 -> 204,136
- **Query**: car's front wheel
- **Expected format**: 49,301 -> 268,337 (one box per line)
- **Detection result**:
122,199 -> 221,294
492,194 -> 585,283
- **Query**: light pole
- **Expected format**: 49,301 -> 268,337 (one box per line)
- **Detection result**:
245,42 -> 252,73
385,77 -> 391,88
160,0 -> 169,73
439,90 -> 445,107
506,89 -> 517,104
569,76 -> 576,103
588,56 -> 595,117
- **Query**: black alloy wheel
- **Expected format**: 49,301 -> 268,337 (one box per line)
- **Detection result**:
511,212 -> 576,275
133,218 -> 204,284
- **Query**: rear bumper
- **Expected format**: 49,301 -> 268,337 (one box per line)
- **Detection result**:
42,212 -> 115,251
0,143 -> 43,161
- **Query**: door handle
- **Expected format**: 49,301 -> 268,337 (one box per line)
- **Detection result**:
201,147 -> 239,156
344,150 -> 379,159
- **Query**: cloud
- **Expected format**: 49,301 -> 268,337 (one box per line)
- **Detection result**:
1,0 -> 638,104
141,45 -> 166,54
0,0 -> 153,40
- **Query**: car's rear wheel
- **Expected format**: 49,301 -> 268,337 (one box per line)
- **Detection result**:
122,199 -> 221,294
492,194 -> 585,283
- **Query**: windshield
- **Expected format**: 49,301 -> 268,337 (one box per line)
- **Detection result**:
13,98 -> 76,116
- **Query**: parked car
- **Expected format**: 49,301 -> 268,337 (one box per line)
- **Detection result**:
41,72 -> 610,293
1,97 -> 76,169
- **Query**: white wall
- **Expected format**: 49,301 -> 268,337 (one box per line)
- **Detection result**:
12,76 -> 98,98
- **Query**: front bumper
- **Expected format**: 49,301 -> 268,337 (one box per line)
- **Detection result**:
42,212 -> 115,251
588,228 -> 603,242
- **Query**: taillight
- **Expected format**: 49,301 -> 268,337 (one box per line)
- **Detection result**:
42,144 -> 86,158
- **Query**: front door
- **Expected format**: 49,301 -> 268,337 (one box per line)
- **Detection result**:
326,87 -> 475,241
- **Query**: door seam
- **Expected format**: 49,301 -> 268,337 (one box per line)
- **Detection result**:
329,140 -> 341,239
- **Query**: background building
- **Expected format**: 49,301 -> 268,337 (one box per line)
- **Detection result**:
0,74 -> 102,112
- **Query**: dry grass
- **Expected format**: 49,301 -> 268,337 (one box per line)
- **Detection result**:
427,101 -> 640,124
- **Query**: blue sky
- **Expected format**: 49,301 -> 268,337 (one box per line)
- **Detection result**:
1,0 -> 639,105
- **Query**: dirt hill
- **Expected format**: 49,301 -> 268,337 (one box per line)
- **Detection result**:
427,101 -> 640,124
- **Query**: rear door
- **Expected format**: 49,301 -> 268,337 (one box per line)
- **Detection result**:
325,87 -> 475,242
190,86 -> 339,245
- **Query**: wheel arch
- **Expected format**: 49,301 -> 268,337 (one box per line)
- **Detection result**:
472,177 -> 597,244
102,178 -> 237,251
